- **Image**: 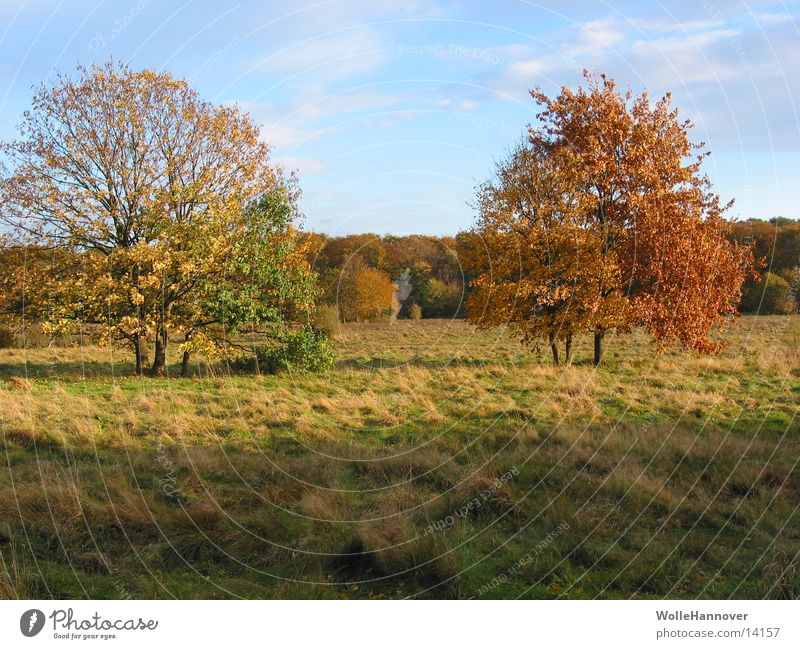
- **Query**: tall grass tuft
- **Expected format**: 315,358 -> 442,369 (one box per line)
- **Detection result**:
313,304 -> 341,338
0,536 -> 36,599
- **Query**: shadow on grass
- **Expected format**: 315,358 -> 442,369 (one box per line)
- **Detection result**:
0,361 -> 184,380
335,355 -> 540,371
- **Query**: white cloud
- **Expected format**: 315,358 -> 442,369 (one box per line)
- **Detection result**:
472,9 -> 799,150
256,26 -> 386,81
272,155 -> 326,177
230,99 -> 323,150
579,17 -> 626,50
752,11 -> 797,26
293,88 -> 406,120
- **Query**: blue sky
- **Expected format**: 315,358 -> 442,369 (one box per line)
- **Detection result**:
0,0 -> 798,235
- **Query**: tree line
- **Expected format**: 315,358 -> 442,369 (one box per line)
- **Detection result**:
302,232 -> 465,321
302,216 -> 797,326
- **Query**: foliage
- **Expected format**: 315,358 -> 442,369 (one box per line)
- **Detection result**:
728,220 -> 800,312
352,268 -> 395,321
313,304 -> 341,337
0,327 -> 14,349
309,233 -> 386,271
0,61 -> 315,376
464,71 -> 757,364
333,259 -> 395,322
232,325 -> 336,374
308,233 -> 464,319
395,262 -> 462,318
421,279 -> 463,317
741,272 -> 794,314
409,303 -> 423,320
180,181 -> 318,353
729,219 -> 800,273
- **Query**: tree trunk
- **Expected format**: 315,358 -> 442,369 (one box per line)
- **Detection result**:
180,332 -> 191,378
180,350 -> 190,378
565,334 -> 573,365
133,334 -> 149,376
593,330 -> 604,367
549,333 -> 559,366
151,327 -> 168,376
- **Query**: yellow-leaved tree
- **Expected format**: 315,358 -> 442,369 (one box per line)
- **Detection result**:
0,61 -> 316,375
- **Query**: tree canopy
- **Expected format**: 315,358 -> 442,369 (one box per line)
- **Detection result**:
0,61 -> 316,375
464,72 -> 757,365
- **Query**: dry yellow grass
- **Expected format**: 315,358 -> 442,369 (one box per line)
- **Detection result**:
0,316 -> 798,598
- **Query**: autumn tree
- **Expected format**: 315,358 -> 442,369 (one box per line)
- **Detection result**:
0,245 -> 82,339
0,61 -> 313,375
311,233 -> 386,273
352,267 -> 396,321
334,256 -> 395,322
169,178 -> 317,376
318,253 -> 365,315
464,139 -> 606,364
465,72 -> 756,365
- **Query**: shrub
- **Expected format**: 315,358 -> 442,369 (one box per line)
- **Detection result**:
403,271 -> 463,318
421,279 -> 463,317
409,303 -> 423,320
271,325 -> 336,373
0,326 -> 15,349
313,304 -> 340,337
232,326 -> 336,374
741,272 -> 793,314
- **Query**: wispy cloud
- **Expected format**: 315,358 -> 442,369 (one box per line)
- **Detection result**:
258,27 -> 387,81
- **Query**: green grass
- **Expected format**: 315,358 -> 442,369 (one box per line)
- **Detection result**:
0,316 -> 799,599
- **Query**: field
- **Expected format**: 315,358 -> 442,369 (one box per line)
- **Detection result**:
0,316 -> 798,599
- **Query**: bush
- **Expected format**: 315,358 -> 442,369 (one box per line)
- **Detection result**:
741,272 -> 793,314
232,326 -> 336,374
421,279 -> 463,317
0,327 -> 15,349
409,303 -> 423,320
271,325 -> 336,372
402,271 -> 463,318
313,304 -> 340,338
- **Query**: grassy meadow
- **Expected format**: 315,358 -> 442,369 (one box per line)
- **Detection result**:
0,316 -> 799,599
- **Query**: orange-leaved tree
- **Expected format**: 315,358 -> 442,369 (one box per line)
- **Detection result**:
332,255 -> 395,322
351,267 -> 396,321
465,72 -> 757,365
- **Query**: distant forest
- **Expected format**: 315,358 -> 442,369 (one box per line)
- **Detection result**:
304,217 -> 800,320
304,232 -> 466,320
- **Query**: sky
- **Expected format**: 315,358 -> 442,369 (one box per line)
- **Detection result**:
0,0 -> 798,235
